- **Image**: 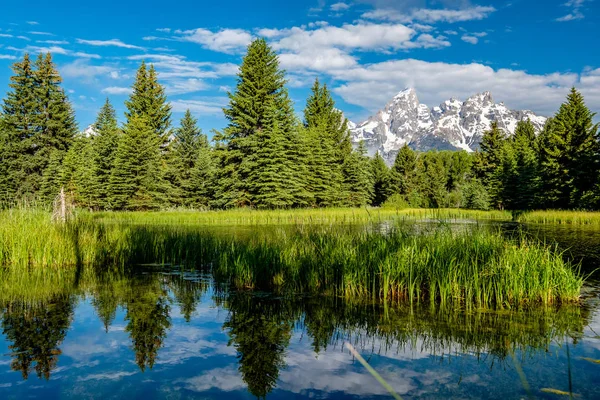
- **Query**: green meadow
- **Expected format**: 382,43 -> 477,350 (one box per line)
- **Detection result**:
0,208 -> 588,308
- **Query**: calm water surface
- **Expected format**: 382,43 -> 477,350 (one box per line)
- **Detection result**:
1,222 -> 599,399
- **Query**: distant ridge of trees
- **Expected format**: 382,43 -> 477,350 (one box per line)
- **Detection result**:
1,39 -> 599,211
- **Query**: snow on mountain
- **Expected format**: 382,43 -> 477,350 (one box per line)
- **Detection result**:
81,124 -> 97,137
349,88 -> 547,165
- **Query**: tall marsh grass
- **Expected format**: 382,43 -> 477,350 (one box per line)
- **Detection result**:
0,208 -> 583,307
516,210 -> 600,225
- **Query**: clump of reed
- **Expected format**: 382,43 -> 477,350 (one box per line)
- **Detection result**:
0,208 -> 583,307
516,210 -> 600,226
213,225 -> 583,307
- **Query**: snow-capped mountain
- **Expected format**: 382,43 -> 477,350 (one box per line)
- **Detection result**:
350,88 -> 547,165
81,125 -> 97,137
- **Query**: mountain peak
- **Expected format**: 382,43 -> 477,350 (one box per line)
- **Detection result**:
394,87 -> 416,99
349,88 -> 546,165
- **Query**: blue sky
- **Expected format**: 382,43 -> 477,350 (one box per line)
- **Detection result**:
0,0 -> 598,133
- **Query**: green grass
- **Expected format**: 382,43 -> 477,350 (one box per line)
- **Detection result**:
516,210 -> 600,226
0,208 -> 583,307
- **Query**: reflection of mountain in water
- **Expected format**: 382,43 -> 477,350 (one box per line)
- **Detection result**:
0,268 -> 594,397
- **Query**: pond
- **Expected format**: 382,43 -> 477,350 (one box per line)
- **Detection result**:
0,221 -> 599,399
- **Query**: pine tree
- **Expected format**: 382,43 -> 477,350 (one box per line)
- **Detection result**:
0,54 -> 40,199
60,136 -> 97,207
415,152 -> 448,208
92,99 -> 120,207
213,38 -> 305,208
189,141 -> 215,208
474,121 -> 506,209
341,142 -> 373,207
0,53 -> 76,201
303,78 -> 351,205
390,144 -> 417,197
168,110 -> 205,207
539,88 -> 599,209
109,114 -> 162,210
502,120 -> 539,210
370,152 -> 392,207
125,61 -> 171,143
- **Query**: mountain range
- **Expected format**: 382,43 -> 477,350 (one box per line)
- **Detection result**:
349,88 -> 547,165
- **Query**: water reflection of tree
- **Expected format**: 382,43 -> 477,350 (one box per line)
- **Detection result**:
222,294 -> 296,398
0,296 -> 74,380
168,274 -> 209,323
123,277 -> 172,372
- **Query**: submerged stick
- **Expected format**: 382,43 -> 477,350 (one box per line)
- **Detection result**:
345,342 -> 403,400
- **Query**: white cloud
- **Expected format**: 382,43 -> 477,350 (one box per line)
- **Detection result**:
272,23 -> 416,52
61,59 -> 118,81
0,34 -> 13,38
101,86 -> 133,95
329,59 -> 596,118
16,36 -> 30,41
279,47 -> 357,71
556,0 -> 587,21
171,98 -> 227,114
26,21 -> 39,25
461,35 -> 479,44
330,2 -> 350,11
0,55 -> 17,60
26,45 -> 70,55
37,40 -> 69,45
444,30 -> 458,35
362,6 -> 497,23
165,78 -> 210,95
73,52 -> 102,59
28,31 -> 53,36
174,28 -> 253,54
76,38 -> 144,50
156,28 -> 171,33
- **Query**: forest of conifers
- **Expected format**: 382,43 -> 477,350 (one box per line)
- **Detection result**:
0,38 -> 599,211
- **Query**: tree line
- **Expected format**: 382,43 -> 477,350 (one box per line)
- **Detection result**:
0,39 -> 598,211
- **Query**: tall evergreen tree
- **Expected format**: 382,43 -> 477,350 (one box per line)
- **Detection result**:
213,38 -> 305,208
303,78 -> 351,205
33,53 -> 77,200
0,53 -> 75,200
0,54 -> 37,199
370,151 -> 392,207
502,120 -> 539,210
124,61 -> 172,143
168,110 -> 206,207
539,88 -> 599,209
341,142 -> 373,207
390,144 -> 417,197
474,121 -> 506,209
92,99 -> 120,207
109,114 -> 162,210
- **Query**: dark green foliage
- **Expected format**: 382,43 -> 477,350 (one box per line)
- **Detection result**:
92,99 -> 120,205
109,115 -> 163,210
390,144 -> 417,197
502,120 -> 539,211
539,88 -> 599,209
125,62 -> 171,143
168,110 -> 210,207
341,142 -> 373,207
474,122 -> 506,208
60,136 -> 97,207
124,281 -> 171,372
415,152 -> 448,208
214,38 -> 308,209
1,296 -> 74,380
224,295 -> 292,398
370,151 -> 392,206
462,178 -> 490,210
0,53 -> 76,201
